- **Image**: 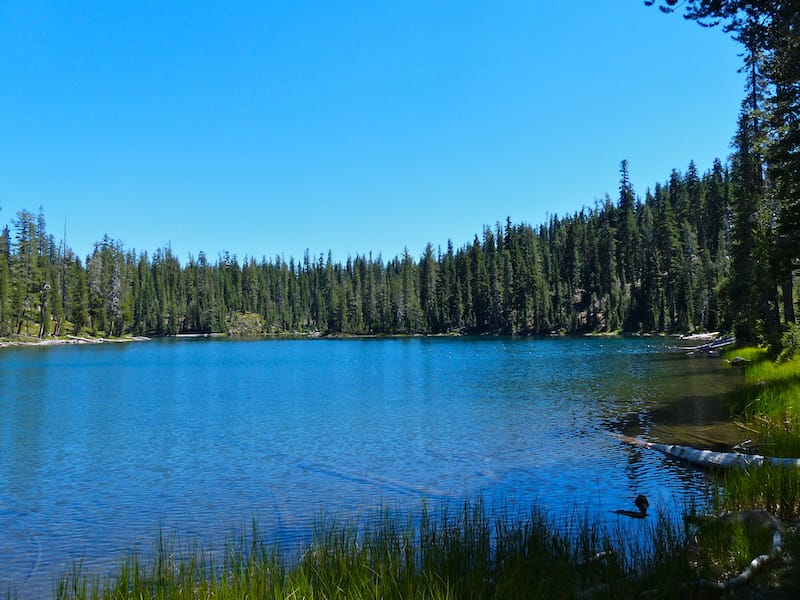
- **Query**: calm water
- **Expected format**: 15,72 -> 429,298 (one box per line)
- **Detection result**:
0,336 -> 739,597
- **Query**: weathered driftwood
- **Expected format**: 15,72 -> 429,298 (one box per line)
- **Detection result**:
612,433 -> 800,469
684,336 -> 736,354
688,509 -> 784,591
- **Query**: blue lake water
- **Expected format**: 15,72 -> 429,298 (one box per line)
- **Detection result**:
0,336 -> 739,597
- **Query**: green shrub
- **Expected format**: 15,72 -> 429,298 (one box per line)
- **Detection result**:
779,323 -> 800,362
226,311 -> 265,336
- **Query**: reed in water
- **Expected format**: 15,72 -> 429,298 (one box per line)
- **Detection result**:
54,501 -> 701,600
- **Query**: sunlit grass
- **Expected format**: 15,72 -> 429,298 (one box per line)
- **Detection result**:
723,346 -> 770,365
722,347 -> 800,456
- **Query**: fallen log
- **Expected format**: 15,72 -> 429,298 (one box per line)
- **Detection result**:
685,336 -> 736,354
688,509 -> 784,590
612,433 -> 800,469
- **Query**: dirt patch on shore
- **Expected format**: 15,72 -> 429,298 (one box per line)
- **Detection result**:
0,335 -> 149,348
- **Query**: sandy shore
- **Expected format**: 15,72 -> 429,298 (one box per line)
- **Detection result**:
0,335 -> 150,348
678,331 -> 721,341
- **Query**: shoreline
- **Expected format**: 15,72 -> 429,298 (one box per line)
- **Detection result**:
0,329 -> 723,348
0,335 -> 150,349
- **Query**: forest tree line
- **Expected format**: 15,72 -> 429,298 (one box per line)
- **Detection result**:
0,155 -> 795,341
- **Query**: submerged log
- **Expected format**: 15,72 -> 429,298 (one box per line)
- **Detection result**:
612,434 -> 800,469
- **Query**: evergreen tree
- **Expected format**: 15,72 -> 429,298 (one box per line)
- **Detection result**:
0,225 -> 10,336
11,210 -> 40,335
704,158 -> 729,263
419,243 -> 438,331
635,198 -> 660,331
67,255 -> 89,334
729,109 -> 763,343
616,160 -> 638,289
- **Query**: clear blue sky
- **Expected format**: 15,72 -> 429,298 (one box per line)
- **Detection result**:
1,1 -> 744,264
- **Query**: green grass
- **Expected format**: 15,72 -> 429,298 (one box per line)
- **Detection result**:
723,346 -> 800,456
50,503 -> 708,600
723,346 -> 770,364
713,347 -> 800,526
714,464 -> 800,520
684,510 -> 778,584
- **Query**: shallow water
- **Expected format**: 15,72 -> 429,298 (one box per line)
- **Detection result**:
0,336 -> 739,597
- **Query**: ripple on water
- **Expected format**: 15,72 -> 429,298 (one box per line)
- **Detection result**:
0,337 -> 737,597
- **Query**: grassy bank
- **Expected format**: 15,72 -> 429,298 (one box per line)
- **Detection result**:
722,346 -> 800,458
715,347 -> 800,519
693,346 -> 800,596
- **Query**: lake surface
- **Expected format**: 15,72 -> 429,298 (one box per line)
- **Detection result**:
0,336 -> 740,597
